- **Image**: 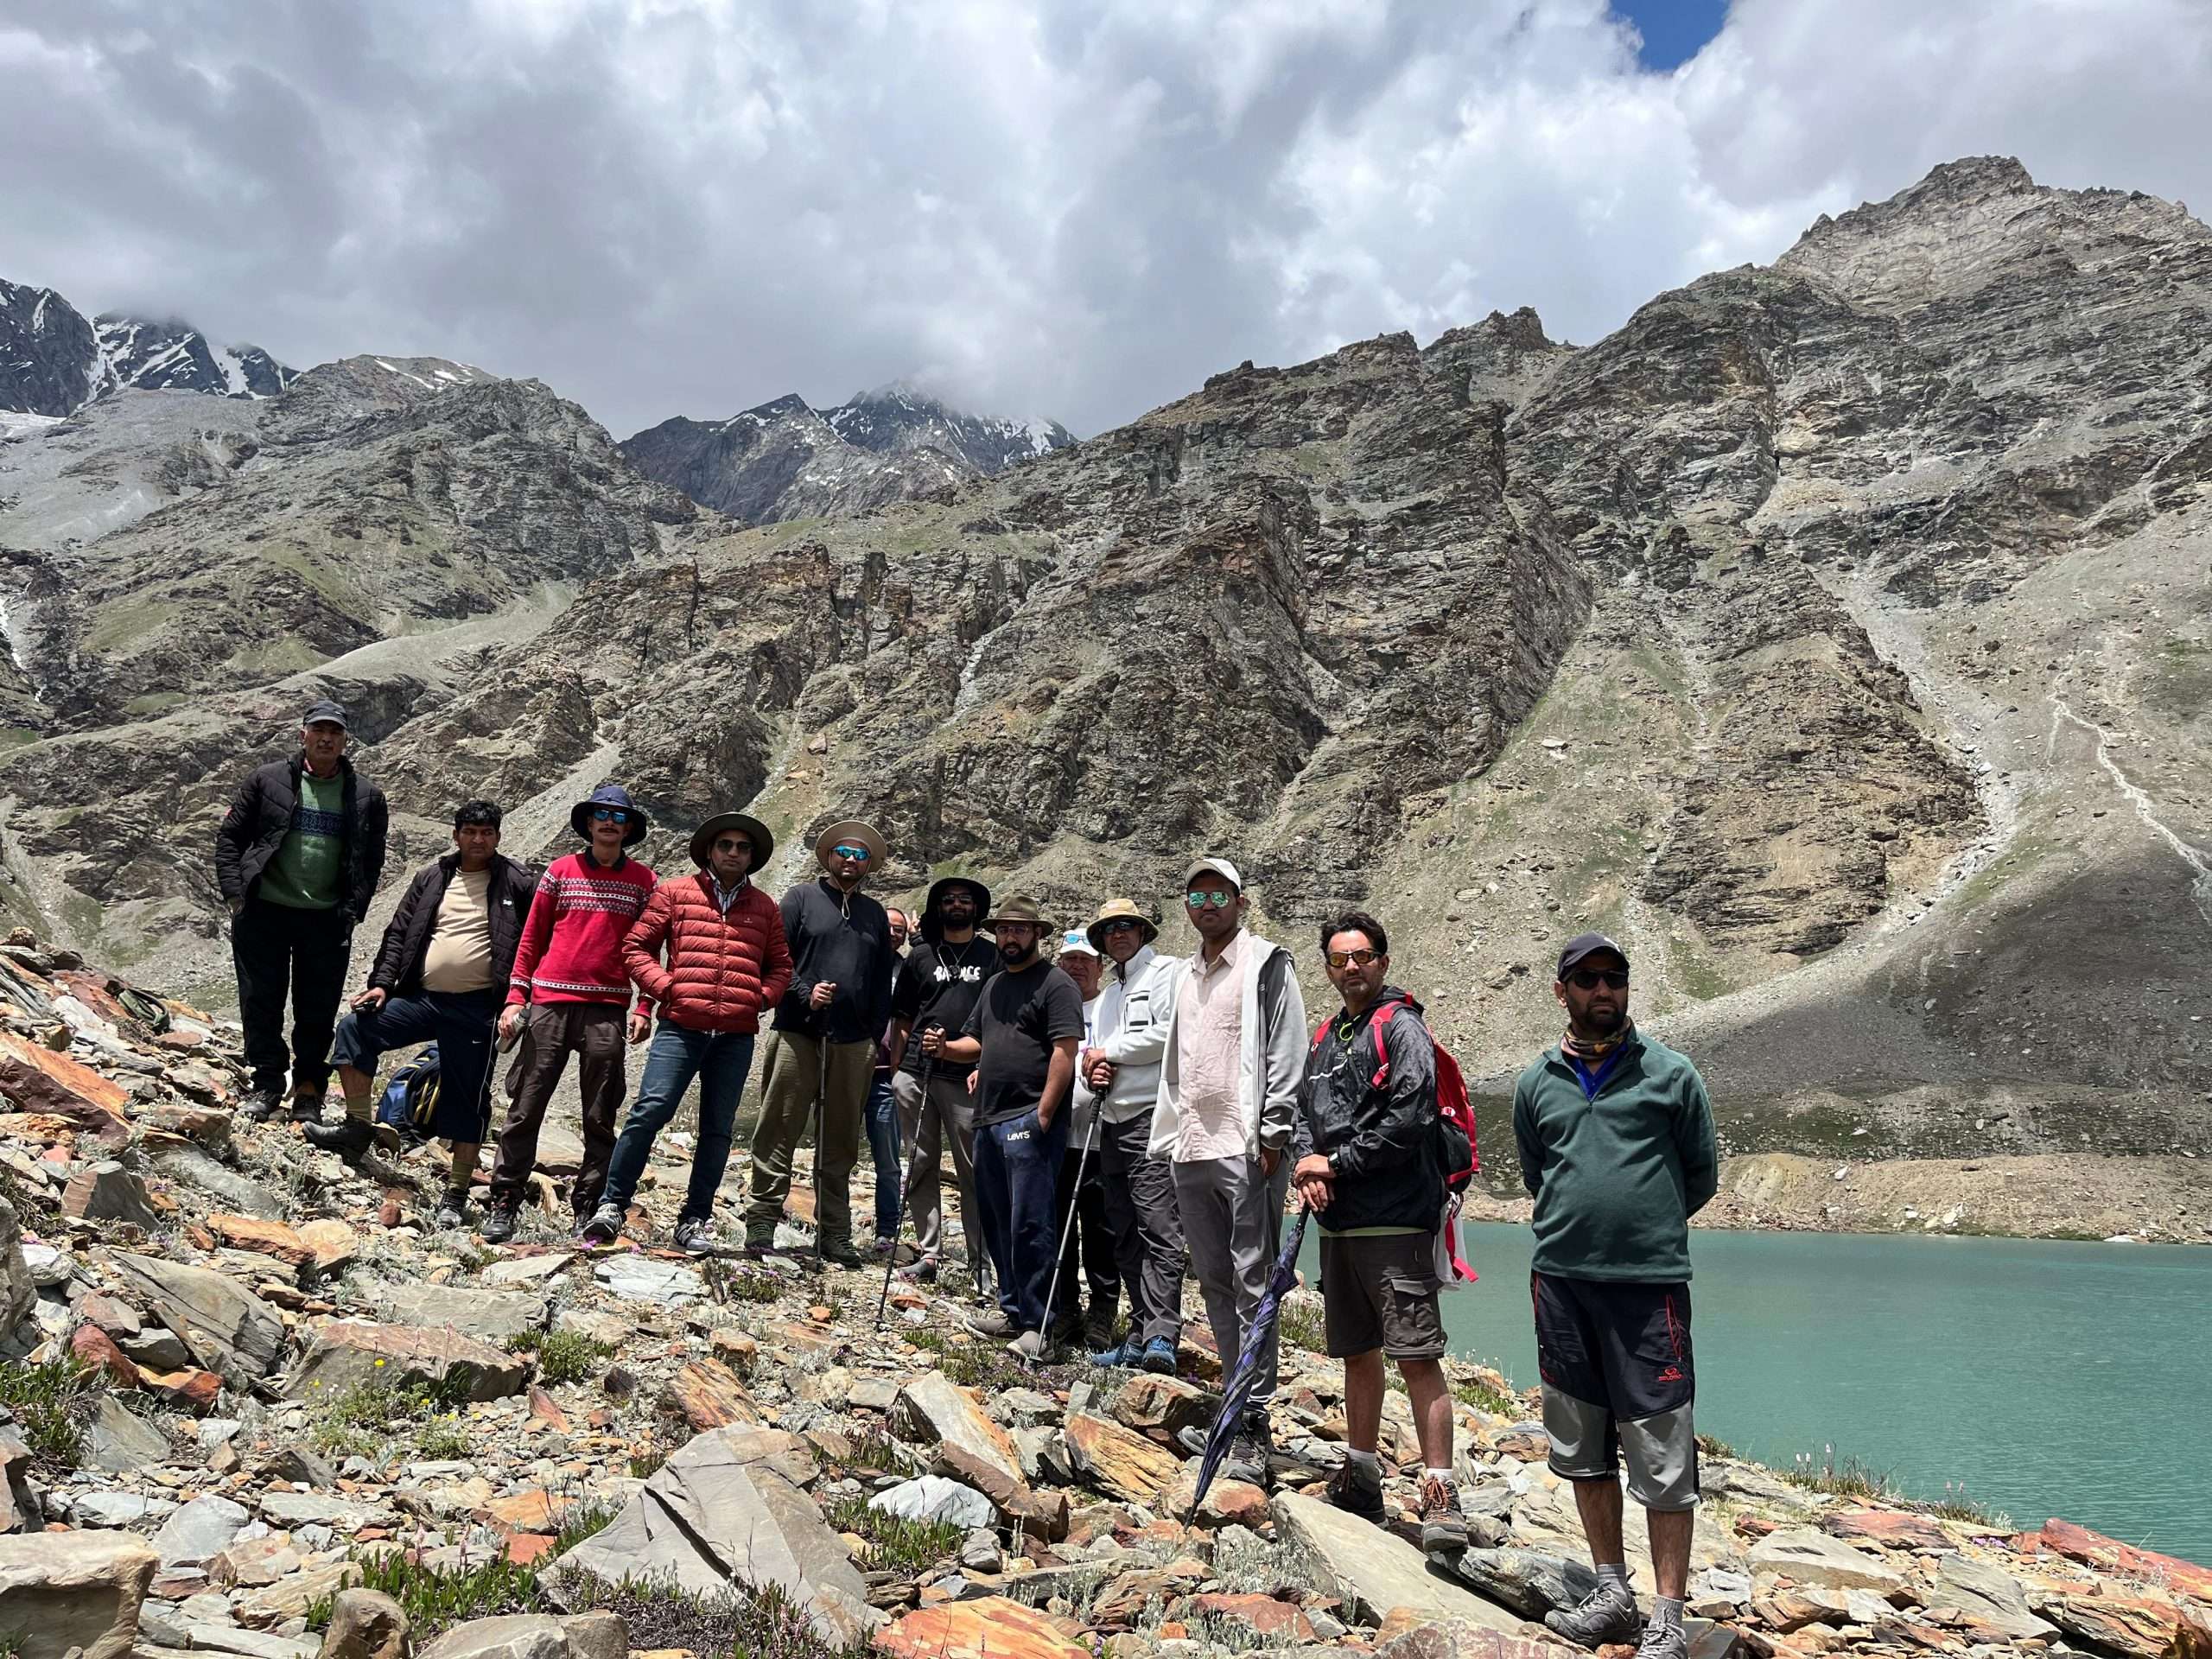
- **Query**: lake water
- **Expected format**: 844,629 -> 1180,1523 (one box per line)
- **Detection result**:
1305,1222 -> 2212,1566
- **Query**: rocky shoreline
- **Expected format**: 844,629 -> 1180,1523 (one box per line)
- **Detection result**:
2,931 -> 2209,1659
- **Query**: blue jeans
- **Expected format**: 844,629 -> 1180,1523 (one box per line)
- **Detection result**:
601,1022 -> 757,1222
973,1107 -> 1070,1333
864,1071 -> 901,1237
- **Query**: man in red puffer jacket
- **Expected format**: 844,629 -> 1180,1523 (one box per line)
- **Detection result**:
582,810 -> 793,1252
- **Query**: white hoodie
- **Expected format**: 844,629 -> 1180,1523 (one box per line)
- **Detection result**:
1087,943 -> 1179,1124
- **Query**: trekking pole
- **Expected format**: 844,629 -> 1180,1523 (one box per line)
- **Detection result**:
875,1048 -> 936,1325
1036,1100 -> 1101,1366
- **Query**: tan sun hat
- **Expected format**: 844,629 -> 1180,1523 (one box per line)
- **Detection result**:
987,895 -> 1050,929
813,819 -> 888,874
1085,897 -> 1160,951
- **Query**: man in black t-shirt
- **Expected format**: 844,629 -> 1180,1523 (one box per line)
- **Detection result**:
887,877 -> 998,1285
939,896 -> 1084,1360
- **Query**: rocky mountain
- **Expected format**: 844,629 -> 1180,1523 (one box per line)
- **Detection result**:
0,156 -> 2204,1212
0,278 -> 296,418
620,383 -> 1073,524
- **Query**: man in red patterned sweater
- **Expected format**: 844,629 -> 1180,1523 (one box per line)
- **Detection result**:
479,785 -> 658,1242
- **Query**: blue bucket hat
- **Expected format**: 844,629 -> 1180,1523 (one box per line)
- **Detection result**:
570,784 -> 649,848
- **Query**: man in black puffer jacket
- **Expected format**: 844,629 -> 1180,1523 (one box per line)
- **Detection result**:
1291,908 -> 1467,1554
304,803 -> 535,1226
211,702 -> 389,1124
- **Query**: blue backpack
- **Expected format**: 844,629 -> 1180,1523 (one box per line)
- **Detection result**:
374,1045 -> 444,1146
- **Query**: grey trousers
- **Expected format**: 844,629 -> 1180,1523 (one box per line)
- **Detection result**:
889,1066 -> 978,1260
1173,1152 -> 1288,1415
1098,1114 -> 1186,1344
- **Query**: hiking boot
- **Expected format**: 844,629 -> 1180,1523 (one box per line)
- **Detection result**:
1222,1416 -> 1272,1487
965,1307 -> 1016,1339
1544,1583 -> 1643,1650
1419,1473 -> 1469,1554
819,1236 -> 864,1269
671,1216 -> 715,1255
1326,1459 -> 1387,1524
1084,1312 -> 1117,1353
237,1090 -> 284,1124
742,1226 -> 779,1257
1090,1339 -> 1135,1369
1007,1329 -> 1049,1363
579,1204 -> 624,1247
1633,1620 -> 1687,1659
1139,1336 -> 1178,1375
1049,1311 -> 1086,1350
289,1092 -> 326,1125
431,1189 -> 469,1231
302,1117 -> 382,1159
477,1205 -> 519,1245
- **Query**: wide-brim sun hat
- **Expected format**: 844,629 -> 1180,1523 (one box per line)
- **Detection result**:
1085,896 -> 1160,951
921,875 -> 993,944
813,818 -> 889,874
689,811 -> 775,874
987,895 -> 1049,930
570,784 -> 650,848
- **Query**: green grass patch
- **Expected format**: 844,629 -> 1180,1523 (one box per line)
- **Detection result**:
552,1498 -> 620,1554
628,1443 -> 669,1480
0,1356 -> 104,1476
703,1257 -> 785,1304
1783,1447 -> 1894,1500
415,1416 -> 474,1461
557,1571 -> 857,1659
820,1494 -> 964,1575
306,1376 -> 478,1461
1696,1433 -> 1739,1460
1924,1482 -> 2010,1529
1450,1369 -> 1522,1417
1277,1294 -> 1327,1355
510,1328 -> 613,1386
304,1548 -> 539,1638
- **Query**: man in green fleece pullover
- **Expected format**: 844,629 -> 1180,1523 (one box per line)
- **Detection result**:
1511,932 -> 1717,1659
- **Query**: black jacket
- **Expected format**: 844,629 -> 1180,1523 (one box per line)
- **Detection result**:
1294,986 -> 1444,1233
772,878 -> 896,1044
369,854 -> 537,997
213,753 -> 389,922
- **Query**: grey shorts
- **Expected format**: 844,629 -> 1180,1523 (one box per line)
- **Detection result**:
1319,1230 -> 1446,1360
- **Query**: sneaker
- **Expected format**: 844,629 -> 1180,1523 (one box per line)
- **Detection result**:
819,1236 -> 864,1268
671,1216 -> 714,1255
1139,1336 -> 1178,1375
965,1308 -> 1016,1339
477,1205 -> 519,1245
1419,1473 -> 1470,1554
1090,1340 -> 1135,1368
1007,1329 -> 1049,1363
899,1255 -> 939,1284
579,1203 -> 624,1247
1633,1619 -> 1687,1659
237,1090 -> 284,1123
431,1189 -> 469,1230
1222,1416 -> 1272,1487
1326,1459 -> 1387,1524
1544,1584 -> 1643,1650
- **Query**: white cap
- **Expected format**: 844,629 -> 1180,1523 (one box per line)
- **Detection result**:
1184,855 -> 1243,893
1058,928 -> 1100,958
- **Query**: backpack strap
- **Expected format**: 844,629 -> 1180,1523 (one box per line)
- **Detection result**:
1363,994 -> 1415,1089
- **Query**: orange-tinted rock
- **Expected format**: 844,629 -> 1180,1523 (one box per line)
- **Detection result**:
1188,1592 -> 1316,1643
71,1324 -> 143,1388
504,1531 -> 556,1566
709,1329 -> 758,1374
296,1219 -> 359,1273
874,1599 -> 1086,1659
527,1385 -> 570,1432
1822,1510 -> 1954,1552
1064,1413 -> 1182,1503
141,1367 -> 223,1413
0,1032 -> 130,1141
2040,1519 -> 2212,1601
209,1214 -> 315,1268
483,1489 -> 565,1530
657,1358 -> 759,1430
2045,1594 -> 2183,1659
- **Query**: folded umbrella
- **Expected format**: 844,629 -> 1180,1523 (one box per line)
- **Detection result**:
1189,1205 -> 1309,1517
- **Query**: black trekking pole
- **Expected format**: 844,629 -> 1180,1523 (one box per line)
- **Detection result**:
1036,1100 -> 1101,1367
876,1046 -> 937,1325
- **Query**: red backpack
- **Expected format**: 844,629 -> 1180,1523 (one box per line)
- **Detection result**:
1308,993 -> 1481,1192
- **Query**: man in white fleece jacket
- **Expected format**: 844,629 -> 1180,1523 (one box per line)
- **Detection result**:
1149,855 -> 1306,1487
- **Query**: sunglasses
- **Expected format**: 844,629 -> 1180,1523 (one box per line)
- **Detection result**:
1185,891 -> 1236,910
1325,948 -> 1379,969
1567,969 -> 1630,990
590,808 -> 632,824
712,836 -> 751,852
1098,918 -> 1142,934
831,844 -> 872,862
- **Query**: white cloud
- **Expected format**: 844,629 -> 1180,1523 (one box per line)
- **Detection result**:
0,0 -> 2204,437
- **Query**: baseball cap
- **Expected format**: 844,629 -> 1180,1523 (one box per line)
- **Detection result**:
302,699 -> 348,729
1184,855 -> 1243,893
1556,931 -> 1630,978
1058,928 -> 1100,958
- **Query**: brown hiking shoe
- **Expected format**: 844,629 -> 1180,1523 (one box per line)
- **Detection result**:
1419,1473 -> 1469,1554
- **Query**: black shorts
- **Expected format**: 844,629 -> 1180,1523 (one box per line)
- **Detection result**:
1532,1273 -> 1699,1509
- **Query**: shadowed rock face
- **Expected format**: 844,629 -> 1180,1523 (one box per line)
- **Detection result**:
0,155 -> 2206,1153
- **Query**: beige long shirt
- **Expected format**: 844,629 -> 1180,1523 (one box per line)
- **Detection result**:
1173,929 -> 1246,1161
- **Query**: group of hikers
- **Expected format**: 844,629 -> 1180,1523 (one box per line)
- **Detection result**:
212,702 -> 1722,1659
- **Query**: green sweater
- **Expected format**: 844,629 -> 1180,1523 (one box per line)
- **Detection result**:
1511,1029 -> 1719,1282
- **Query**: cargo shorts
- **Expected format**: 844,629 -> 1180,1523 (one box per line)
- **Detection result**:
1319,1230 -> 1446,1360
1532,1272 -> 1700,1510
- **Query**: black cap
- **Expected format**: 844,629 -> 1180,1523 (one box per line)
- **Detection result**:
302,700 -> 348,730
1556,931 -> 1629,978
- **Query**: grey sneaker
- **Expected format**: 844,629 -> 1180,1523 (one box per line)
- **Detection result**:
1222,1417 -> 1272,1487
965,1308 -> 1016,1339
579,1203 -> 624,1246
476,1205 -> 518,1244
431,1189 -> 469,1230
671,1216 -> 714,1255
1007,1329 -> 1049,1363
1634,1618 -> 1687,1659
1544,1584 -> 1643,1650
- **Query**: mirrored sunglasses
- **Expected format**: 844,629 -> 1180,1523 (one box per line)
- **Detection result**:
1185,891 -> 1235,909
831,843 -> 873,861
1325,948 -> 1379,969
590,807 -> 631,823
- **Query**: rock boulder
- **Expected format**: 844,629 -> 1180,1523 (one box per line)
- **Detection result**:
0,1530 -> 158,1659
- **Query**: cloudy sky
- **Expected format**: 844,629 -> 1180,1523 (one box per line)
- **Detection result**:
4,0 -> 2208,438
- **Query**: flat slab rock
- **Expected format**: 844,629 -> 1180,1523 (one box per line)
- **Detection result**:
1745,1528 -> 1906,1593
894,1371 -> 1023,1485
284,1318 -> 528,1402
556,1425 -> 878,1649
364,1281 -> 549,1344
104,1249 -> 286,1386
874,1596 -> 1090,1659
590,1255 -> 704,1306
0,1529 -> 158,1659
1271,1491 -> 1529,1633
